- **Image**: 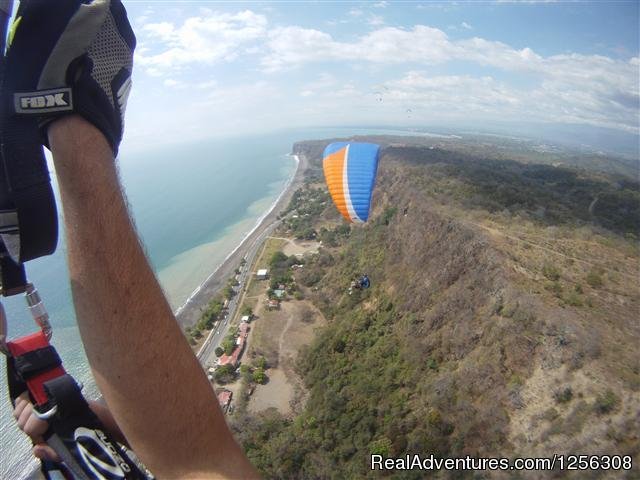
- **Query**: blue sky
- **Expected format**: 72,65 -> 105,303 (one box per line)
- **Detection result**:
119,1 -> 639,151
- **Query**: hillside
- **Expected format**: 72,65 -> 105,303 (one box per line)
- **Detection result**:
232,137 -> 639,479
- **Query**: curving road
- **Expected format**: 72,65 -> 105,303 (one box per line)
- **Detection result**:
196,219 -> 281,368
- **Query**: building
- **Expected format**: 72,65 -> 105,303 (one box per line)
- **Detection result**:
217,390 -> 232,413
239,322 -> 249,337
256,269 -> 268,280
273,289 -> 285,299
217,324 -> 250,368
241,315 -> 250,323
267,299 -> 280,310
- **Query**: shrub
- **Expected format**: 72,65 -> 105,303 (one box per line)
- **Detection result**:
542,263 -> 561,281
369,437 -> 392,456
253,367 -> 267,384
545,281 -> 563,297
565,292 -> 583,307
593,390 -> 618,414
215,364 -> 236,384
426,358 -> 438,370
586,269 -> 604,288
553,387 -> 573,404
270,251 -> 288,268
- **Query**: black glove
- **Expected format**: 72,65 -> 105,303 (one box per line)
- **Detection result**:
3,0 -> 136,155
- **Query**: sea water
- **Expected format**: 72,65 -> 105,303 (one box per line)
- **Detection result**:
0,126 -> 422,478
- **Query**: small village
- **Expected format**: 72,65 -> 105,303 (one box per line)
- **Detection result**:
182,185 -> 332,417
195,237 -> 322,416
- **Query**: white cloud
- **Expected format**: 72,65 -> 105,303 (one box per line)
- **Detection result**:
126,9 -> 638,145
349,8 -> 364,17
382,70 -> 637,132
163,78 -> 184,88
261,24 -> 638,130
368,14 -> 385,27
373,1 -> 389,7
136,10 -> 267,73
196,79 -> 218,89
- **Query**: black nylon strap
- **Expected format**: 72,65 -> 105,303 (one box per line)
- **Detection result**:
44,374 -> 152,479
0,115 -> 58,263
6,355 -> 27,405
0,0 -> 59,266
13,345 -> 61,380
0,253 -> 28,294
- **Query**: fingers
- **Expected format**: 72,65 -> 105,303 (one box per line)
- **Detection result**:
13,392 -> 49,439
13,393 -> 61,463
33,444 -> 61,463
13,392 -> 33,431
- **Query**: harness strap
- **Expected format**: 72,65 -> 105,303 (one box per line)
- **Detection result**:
0,253 -> 28,294
7,333 -> 152,479
0,115 -> 58,263
8,330 -> 65,406
44,374 -> 149,480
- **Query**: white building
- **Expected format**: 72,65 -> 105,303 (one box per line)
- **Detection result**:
256,269 -> 268,280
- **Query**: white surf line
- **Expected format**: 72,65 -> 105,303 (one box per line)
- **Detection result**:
175,154 -> 300,316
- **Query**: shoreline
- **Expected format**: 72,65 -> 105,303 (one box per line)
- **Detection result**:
20,152 -> 306,480
175,152 -> 307,329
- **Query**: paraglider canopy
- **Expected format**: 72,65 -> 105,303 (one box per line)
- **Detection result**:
322,142 -> 380,223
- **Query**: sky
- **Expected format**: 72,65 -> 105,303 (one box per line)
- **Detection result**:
118,1 -> 639,151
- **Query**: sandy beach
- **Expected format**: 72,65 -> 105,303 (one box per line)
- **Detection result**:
175,152 -> 308,329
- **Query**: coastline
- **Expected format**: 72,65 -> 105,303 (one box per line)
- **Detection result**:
17,152 -> 306,480
175,152 -> 307,329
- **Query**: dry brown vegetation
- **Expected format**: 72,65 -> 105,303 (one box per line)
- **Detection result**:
233,136 -> 639,479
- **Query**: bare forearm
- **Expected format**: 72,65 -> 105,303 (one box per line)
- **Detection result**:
48,116 -> 257,479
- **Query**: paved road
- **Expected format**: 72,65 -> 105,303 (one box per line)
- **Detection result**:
196,220 -> 281,369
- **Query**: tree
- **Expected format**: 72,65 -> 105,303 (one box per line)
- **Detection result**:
241,306 -> 253,317
255,356 -> 267,370
222,337 -> 236,356
252,367 -> 267,384
239,364 -> 251,382
215,364 -> 236,384
215,347 -> 224,357
270,251 -> 289,268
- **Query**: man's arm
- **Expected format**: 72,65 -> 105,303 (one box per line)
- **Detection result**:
48,115 -> 258,479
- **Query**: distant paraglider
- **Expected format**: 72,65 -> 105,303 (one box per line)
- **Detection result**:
322,142 -> 380,223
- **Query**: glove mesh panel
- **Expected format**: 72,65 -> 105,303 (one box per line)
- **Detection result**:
86,12 -> 133,110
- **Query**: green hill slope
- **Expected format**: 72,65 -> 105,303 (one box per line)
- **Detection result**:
234,138 -> 639,479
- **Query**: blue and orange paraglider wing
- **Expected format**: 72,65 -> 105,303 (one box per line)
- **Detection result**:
322,142 -> 380,223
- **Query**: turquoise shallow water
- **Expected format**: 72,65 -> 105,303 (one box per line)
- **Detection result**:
0,126 -> 423,478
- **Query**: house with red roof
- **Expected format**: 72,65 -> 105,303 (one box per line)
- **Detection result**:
217,390 -> 232,412
217,324 -> 250,368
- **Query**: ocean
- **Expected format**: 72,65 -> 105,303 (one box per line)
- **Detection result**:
0,126 -> 421,478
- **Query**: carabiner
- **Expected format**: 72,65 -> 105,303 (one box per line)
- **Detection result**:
25,283 -> 52,341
